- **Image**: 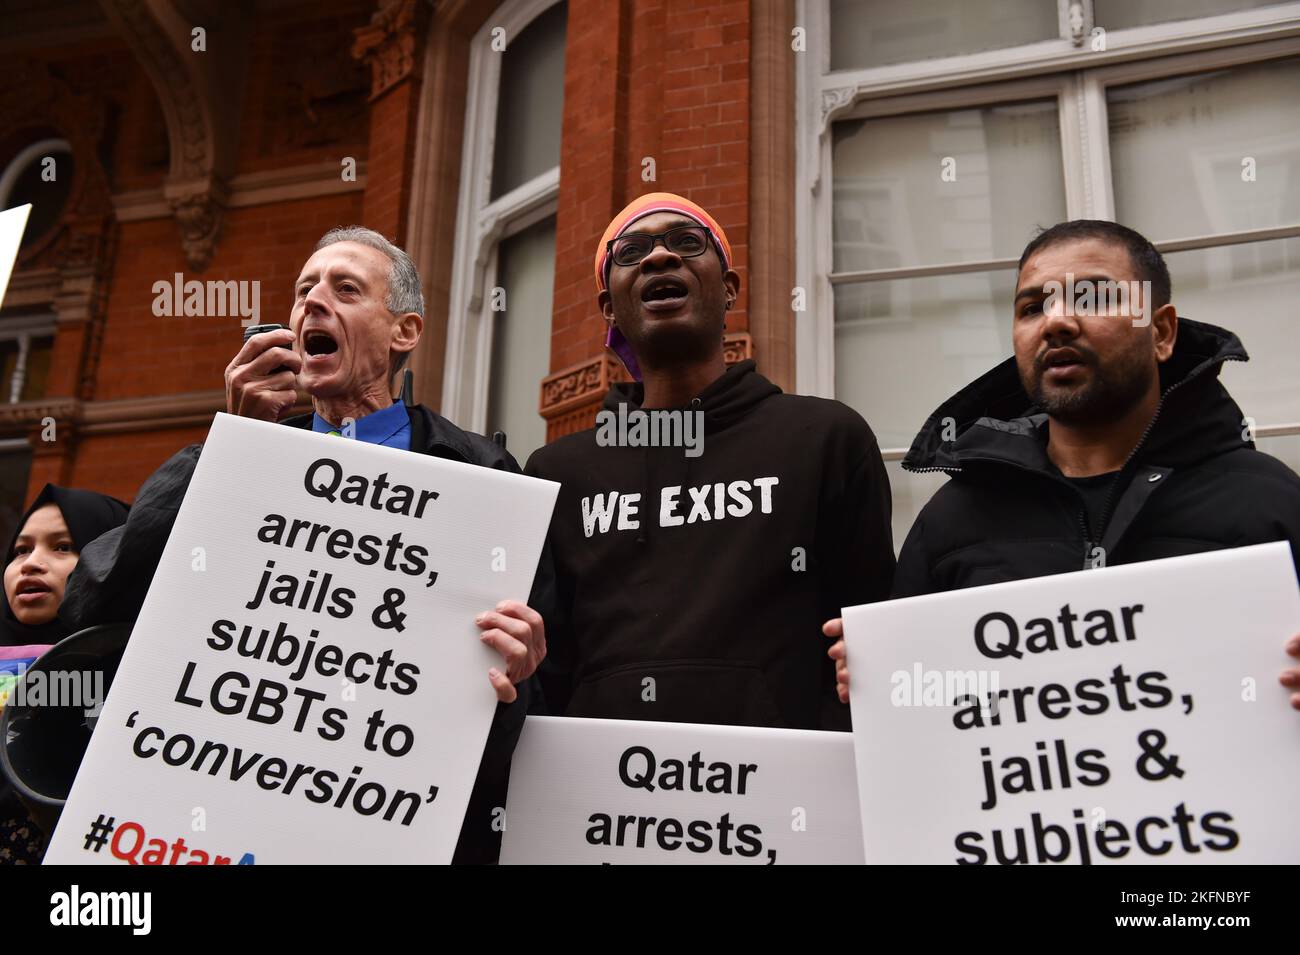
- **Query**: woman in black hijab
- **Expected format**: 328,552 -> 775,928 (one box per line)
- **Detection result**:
2,484 -> 129,646
1,484 -> 128,862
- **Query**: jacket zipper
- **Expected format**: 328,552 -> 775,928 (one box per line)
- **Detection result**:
1090,353 -> 1247,549
903,464 -> 962,475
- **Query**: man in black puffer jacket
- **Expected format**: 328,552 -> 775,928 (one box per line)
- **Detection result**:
826,220 -> 1300,710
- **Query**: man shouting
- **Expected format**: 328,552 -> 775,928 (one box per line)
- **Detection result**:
63,227 -> 548,862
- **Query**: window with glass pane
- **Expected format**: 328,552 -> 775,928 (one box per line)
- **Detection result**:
20,336 -> 53,401
3,149 -> 74,250
1108,59 -> 1300,430
491,1 -> 566,199
488,216 -> 556,463
831,99 -> 1065,448
1163,238 -> 1300,425
1093,0 -> 1289,31
0,446 -> 34,547
1108,56 -> 1300,241
835,270 -> 1018,449
1258,432 -> 1300,476
0,341 -> 17,401
0,336 -> 54,403
833,101 -> 1066,272
829,0 -> 1061,71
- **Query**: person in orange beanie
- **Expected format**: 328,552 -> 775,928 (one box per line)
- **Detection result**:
526,193 -> 895,730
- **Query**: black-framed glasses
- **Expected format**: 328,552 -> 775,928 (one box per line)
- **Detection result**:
608,225 -> 712,268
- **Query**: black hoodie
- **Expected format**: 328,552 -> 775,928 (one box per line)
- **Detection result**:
525,359 -> 895,730
894,319 -> 1300,597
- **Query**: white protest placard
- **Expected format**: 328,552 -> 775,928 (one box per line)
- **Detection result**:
845,542 -> 1300,865
500,716 -> 864,864
0,204 -> 32,307
45,412 -> 558,865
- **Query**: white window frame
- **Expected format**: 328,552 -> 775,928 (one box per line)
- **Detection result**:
796,0 -> 1300,453
442,0 -> 563,433
0,313 -> 57,403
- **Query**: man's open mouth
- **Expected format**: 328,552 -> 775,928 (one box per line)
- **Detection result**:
640,277 -> 689,311
304,331 -> 340,359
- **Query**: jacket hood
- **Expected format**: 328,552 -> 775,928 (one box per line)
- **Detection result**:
902,318 -> 1250,476
601,359 -> 781,432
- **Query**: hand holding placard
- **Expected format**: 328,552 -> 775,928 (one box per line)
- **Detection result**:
44,414 -> 558,864
844,543 -> 1300,865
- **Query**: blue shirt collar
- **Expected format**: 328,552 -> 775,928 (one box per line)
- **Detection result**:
312,401 -> 409,445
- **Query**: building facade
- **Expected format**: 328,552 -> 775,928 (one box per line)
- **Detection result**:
3,0 -> 1298,548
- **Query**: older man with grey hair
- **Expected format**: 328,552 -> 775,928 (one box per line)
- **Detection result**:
227,227 -> 425,438
62,226 -> 550,864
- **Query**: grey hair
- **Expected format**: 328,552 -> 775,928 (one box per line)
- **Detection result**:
314,226 -> 424,377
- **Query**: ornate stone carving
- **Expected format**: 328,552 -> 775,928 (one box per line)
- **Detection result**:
722,331 -> 754,365
0,397 -> 80,436
168,190 -> 224,272
102,0 -> 250,271
820,85 -> 857,130
352,0 -> 431,101
540,353 -> 626,418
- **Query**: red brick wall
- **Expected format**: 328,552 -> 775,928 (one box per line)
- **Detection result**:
13,4 -> 374,505
363,79 -> 422,243
96,195 -> 364,402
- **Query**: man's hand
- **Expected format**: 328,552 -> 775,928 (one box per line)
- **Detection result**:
824,617 -> 849,704
477,599 -> 546,703
1281,633 -> 1300,711
225,327 -> 302,420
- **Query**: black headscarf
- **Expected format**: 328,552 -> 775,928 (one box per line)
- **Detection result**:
2,485 -> 129,647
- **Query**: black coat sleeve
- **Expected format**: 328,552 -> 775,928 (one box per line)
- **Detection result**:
59,444 -> 202,632
891,507 -> 940,599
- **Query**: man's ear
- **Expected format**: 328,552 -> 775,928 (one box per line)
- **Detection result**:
1152,304 -> 1178,364
391,310 -> 423,359
723,269 -> 740,310
598,289 -> 615,326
